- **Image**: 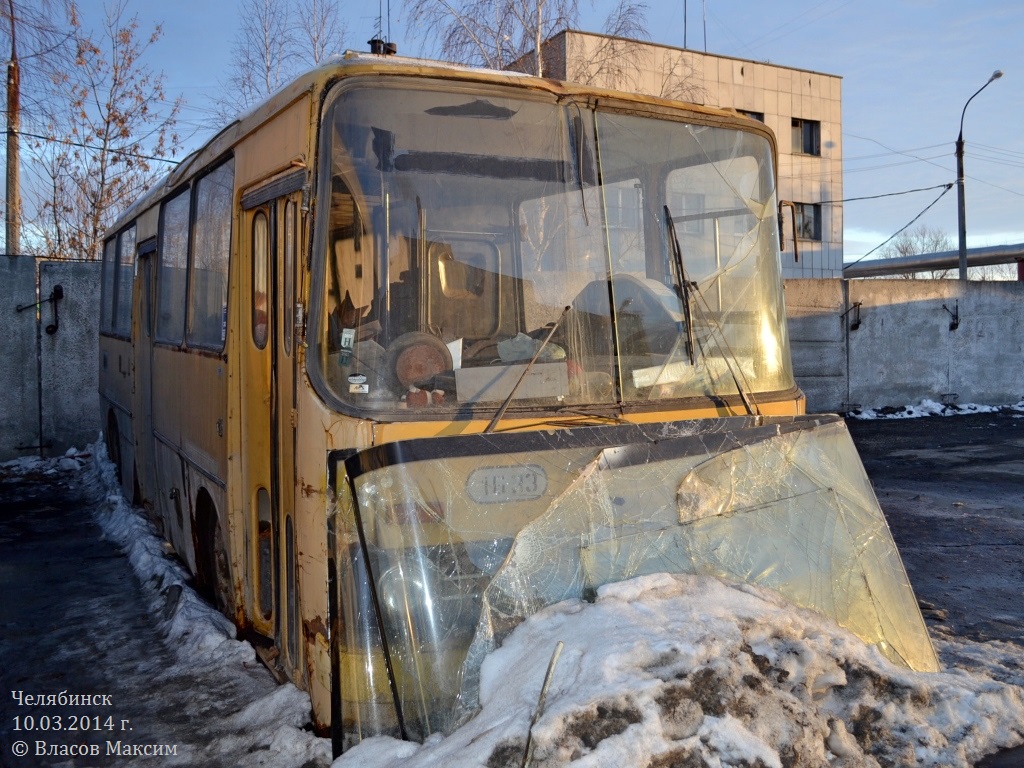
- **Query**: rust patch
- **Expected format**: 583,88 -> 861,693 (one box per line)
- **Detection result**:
301,482 -> 319,498
304,615 -> 328,641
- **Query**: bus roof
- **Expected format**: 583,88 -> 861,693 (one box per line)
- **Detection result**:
108,50 -> 772,235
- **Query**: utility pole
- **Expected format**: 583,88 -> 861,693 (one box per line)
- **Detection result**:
956,70 -> 1002,281
5,0 -> 21,256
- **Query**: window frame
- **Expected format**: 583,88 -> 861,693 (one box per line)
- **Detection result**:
791,117 -> 821,156
186,157 -> 236,352
155,185 -> 193,347
251,209 -> 270,350
114,225 -> 137,337
99,224 -> 138,340
794,202 -> 823,241
99,237 -> 117,336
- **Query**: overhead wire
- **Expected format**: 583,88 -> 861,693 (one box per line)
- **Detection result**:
817,183 -> 953,206
15,130 -> 181,165
843,184 -> 955,268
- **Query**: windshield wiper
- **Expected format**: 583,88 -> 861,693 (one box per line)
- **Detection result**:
665,206 -> 758,416
664,205 -> 697,365
484,306 -> 571,434
554,408 -> 629,425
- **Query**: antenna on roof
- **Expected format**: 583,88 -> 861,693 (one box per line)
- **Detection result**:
703,0 -> 708,52
370,0 -> 397,55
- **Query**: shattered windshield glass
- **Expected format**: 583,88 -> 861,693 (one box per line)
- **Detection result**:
328,414 -> 938,745
311,80 -> 793,417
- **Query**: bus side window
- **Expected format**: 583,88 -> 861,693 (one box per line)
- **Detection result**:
252,211 -> 269,349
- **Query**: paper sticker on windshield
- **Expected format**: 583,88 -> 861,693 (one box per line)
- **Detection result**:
467,464 -> 547,504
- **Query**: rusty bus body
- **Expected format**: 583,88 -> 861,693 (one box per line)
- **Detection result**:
97,52 -> 936,755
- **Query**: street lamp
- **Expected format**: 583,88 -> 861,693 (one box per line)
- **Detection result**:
956,69 -> 1003,281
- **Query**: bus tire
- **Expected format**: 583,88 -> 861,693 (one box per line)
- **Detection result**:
132,461 -> 143,506
105,411 -> 123,485
194,492 -> 233,615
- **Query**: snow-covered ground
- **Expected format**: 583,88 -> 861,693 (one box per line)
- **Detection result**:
5,426 -> 1024,767
848,398 -> 1024,420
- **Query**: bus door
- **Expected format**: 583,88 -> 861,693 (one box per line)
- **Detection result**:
240,173 -> 304,678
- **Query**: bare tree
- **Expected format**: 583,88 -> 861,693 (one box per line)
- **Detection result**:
970,262 -> 1018,281
655,49 -> 707,102
215,0 -> 346,121
24,1 -> 182,261
297,0 -> 344,65
406,0 -> 648,77
879,225 -> 954,280
227,0 -> 298,116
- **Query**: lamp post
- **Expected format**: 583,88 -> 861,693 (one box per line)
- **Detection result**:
956,69 -> 1003,281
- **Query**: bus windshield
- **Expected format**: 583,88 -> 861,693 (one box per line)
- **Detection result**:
313,79 -> 793,416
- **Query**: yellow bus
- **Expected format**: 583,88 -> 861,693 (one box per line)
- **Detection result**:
98,49 -> 936,755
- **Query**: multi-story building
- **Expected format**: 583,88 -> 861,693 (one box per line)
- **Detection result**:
524,30 -> 843,278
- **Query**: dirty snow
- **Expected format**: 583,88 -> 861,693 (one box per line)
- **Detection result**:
849,398 -> 1024,420
337,575 -> 1024,768
5,438 -> 1023,767
83,452 -> 334,767
2,446 -> 333,768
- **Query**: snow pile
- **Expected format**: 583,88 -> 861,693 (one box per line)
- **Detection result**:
337,574 -> 1024,768
849,398 -> 1024,419
86,448 -> 251,664
79,442 -> 333,767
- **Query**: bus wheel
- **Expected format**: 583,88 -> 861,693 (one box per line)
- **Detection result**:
105,411 -> 123,485
195,492 -> 233,615
132,461 -> 143,506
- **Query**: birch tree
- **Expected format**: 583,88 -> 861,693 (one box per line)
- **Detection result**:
216,0 -> 347,120
404,0 -> 648,77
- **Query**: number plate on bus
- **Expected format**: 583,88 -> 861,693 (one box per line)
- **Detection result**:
467,464 -> 547,504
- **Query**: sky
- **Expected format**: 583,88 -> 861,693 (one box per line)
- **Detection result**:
74,0 -> 1024,262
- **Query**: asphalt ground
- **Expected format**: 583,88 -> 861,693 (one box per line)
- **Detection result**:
847,410 -> 1024,648
848,410 -> 1024,768
0,461 -> 291,768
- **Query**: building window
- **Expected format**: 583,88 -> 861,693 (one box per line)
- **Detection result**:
738,110 -> 764,123
791,118 -> 821,156
673,191 -> 706,236
794,203 -> 822,240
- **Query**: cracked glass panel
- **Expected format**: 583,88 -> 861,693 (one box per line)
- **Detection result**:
329,415 -> 938,745
311,80 -> 793,416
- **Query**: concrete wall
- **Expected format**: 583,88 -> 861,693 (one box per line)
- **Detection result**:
1,256 -> 42,458
0,258 -> 100,461
785,279 -> 1024,413
785,278 -> 849,412
39,261 -> 101,455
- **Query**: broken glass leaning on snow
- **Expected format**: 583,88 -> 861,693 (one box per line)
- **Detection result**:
329,414 -> 938,743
